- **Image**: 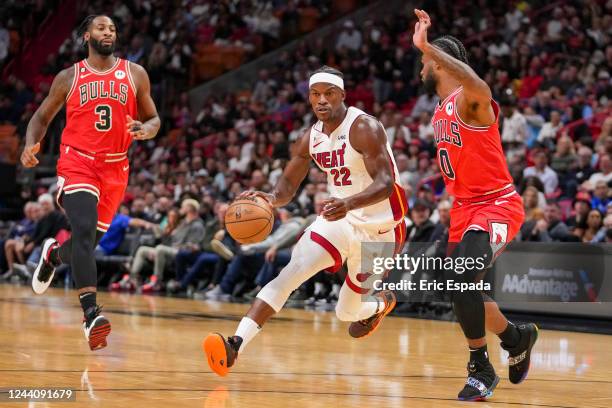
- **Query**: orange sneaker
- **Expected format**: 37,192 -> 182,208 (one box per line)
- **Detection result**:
202,333 -> 242,376
348,290 -> 396,338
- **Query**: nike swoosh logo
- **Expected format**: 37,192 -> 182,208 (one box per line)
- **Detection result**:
495,200 -> 508,205
122,165 -> 129,171
80,73 -> 92,79
313,140 -> 324,148
378,228 -> 391,234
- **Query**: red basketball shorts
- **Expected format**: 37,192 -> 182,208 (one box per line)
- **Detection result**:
55,145 -> 129,232
449,189 -> 524,261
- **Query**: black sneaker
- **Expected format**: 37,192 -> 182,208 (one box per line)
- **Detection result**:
203,333 -> 242,376
83,305 -> 112,351
502,323 -> 539,384
458,359 -> 500,401
32,238 -> 59,294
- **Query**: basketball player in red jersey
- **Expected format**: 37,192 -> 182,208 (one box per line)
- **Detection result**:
20,15 -> 160,350
413,9 -> 538,401
203,66 -> 408,376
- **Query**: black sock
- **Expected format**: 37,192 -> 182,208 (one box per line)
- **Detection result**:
469,345 -> 489,363
79,292 -> 97,317
499,321 -> 521,348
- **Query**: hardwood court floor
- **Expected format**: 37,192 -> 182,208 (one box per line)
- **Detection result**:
0,285 -> 610,408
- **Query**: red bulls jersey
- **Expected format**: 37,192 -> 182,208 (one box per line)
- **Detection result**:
431,87 -> 513,199
62,58 -> 138,154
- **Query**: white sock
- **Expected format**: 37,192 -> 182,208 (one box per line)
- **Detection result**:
314,282 -> 325,296
234,317 -> 261,353
355,298 -> 380,320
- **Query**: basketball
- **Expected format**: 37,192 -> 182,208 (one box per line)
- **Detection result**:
225,196 -> 274,244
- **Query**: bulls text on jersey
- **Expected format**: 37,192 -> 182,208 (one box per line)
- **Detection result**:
79,81 -> 129,106
433,119 -> 462,147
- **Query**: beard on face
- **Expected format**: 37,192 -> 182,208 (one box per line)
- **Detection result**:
422,69 -> 438,95
89,37 -> 116,56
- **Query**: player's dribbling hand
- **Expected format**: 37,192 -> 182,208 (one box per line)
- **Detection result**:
321,197 -> 351,221
126,115 -> 154,140
20,143 -> 40,168
237,190 -> 276,206
413,9 -> 432,51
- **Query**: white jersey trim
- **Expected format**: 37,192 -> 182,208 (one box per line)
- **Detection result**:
83,58 -> 121,75
65,63 -> 79,102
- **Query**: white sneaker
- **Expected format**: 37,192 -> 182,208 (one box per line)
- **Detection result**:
32,238 -> 59,294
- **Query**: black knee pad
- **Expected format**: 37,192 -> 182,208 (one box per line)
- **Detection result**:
445,231 -> 491,339
445,231 -> 492,286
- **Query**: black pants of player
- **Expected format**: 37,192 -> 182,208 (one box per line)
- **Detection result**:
54,192 -> 105,289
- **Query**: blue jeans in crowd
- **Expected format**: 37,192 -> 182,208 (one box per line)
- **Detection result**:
255,249 -> 291,287
219,253 -> 265,295
175,249 -> 220,289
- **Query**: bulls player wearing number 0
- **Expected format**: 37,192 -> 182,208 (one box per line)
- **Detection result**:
203,65 -> 408,376
20,15 -> 160,350
413,9 -> 538,401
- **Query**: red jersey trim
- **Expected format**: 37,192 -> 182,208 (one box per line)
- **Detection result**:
65,63 -> 79,101
126,61 -> 137,96
83,58 -> 121,75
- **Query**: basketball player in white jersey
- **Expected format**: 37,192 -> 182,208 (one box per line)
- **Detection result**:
203,66 -> 409,376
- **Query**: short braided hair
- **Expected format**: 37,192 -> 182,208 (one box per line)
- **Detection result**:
431,35 -> 468,64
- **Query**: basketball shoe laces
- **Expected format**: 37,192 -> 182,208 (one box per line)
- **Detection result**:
38,243 -> 59,283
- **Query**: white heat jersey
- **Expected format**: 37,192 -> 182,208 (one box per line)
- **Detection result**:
309,106 -> 408,228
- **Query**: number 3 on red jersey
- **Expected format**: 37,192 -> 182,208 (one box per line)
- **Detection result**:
94,104 -> 112,131
438,148 -> 455,179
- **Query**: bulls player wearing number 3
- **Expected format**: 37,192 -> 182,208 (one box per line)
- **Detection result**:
413,9 -> 538,401
203,65 -> 408,376
20,15 -> 159,350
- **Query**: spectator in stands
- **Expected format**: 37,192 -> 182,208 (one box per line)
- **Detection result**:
551,135 -> 578,196
385,111 -> 411,147
575,146 -> 596,185
523,150 -> 559,195
591,180 -> 611,214
567,192 -> 592,233
519,202 -> 575,242
96,205 -> 156,257
411,90 -> 438,119
588,153 -> 612,186
430,200 -> 450,243
335,20 -> 362,51
580,209 -> 604,243
592,214 -> 612,243
501,99 -> 528,159
0,201 -> 40,280
406,199 -> 435,243
537,110 -> 563,150
166,202 -> 229,294
10,194 -> 69,279
129,199 -> 205,292
522,185 -> 544,221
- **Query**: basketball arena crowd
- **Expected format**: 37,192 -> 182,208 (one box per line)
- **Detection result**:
0,1 -> 610,312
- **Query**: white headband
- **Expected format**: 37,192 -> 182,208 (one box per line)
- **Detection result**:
309,72 -> 344,90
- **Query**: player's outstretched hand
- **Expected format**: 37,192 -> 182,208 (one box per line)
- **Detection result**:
127,115 -> 155,140
20,143 -> 40,168
321,197 -> 351,221
237,190 -> 276,207
413,9 -> 431,51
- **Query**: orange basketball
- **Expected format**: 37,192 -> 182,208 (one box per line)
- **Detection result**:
225,196 -> 274,244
